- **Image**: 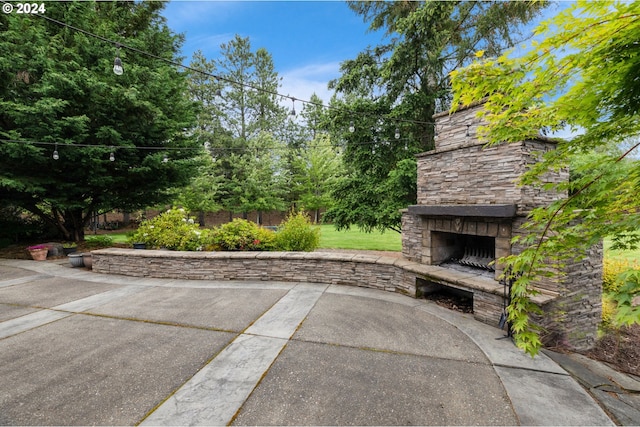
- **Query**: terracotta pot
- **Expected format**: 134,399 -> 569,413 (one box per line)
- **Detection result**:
82,253 -> 93,269
29,248 -> 48,261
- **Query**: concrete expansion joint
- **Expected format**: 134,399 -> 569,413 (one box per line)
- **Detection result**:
492,362 -> 572,377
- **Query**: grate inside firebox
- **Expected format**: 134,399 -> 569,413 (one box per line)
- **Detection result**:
431,232 -> 495,272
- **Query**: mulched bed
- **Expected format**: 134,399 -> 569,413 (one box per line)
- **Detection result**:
0,242 -> 126,260
584,324 -> 640,377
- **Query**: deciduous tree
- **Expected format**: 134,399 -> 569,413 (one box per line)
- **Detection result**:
450,0 -> 640,355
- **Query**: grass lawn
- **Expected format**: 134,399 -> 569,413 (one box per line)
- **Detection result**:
99,227 -> 640,260
86,233 -> 129,244
99,225 -> 403,251
604,236 -> 640,263
317,224 -> 401,251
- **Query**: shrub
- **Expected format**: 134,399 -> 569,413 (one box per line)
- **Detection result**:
274,211 -> 320,252
128,208 -> 210,250
255,227 -> 277,251
601,293 -> 617,331
601,258 -> 640,328
84,235 -> 114,248
603,258 -> 639,294
210,219 -> 275,251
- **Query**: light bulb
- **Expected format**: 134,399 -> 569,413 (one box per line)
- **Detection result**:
53,150 -> 59,160
395,128 -> 400,139
113,57 -> 123,76
109,152 -> 115,162
348,121 -> 355,133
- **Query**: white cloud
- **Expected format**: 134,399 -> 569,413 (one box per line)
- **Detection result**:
279,62 -> 342,106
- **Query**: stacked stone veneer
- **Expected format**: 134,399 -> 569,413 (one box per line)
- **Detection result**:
401,102 -> 603,350
91,248 -> 514,325
92,249 -> 417,294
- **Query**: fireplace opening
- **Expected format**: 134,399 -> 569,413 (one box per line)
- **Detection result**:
431,232 -> 495,271
416,278 -> 473,314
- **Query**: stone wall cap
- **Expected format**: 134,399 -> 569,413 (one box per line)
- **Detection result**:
351,254 -> 382,263
457,276 -> 502,294
375,256 -> 401,266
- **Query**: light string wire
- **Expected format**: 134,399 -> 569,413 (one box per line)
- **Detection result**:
21,3 -> 439,125
0,134 -> 420,153
0,1 -> 450,157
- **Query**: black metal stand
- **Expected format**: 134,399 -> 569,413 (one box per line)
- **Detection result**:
497,273 -> 513,340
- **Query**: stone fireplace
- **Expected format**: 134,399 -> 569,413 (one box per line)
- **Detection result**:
401,102 -> 602,350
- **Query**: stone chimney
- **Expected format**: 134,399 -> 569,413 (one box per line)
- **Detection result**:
401,102 -> 602,350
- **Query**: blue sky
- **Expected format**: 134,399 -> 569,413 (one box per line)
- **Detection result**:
162,1 -> 388,105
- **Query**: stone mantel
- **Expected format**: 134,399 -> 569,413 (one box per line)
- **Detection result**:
407,204 -> 517,218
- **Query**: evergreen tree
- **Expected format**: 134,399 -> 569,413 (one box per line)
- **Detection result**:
0,1 -> 199,241
324,1 -> 548,232
187,35 -> 288,220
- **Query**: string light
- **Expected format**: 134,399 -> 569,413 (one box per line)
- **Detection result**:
3,8 -> 483,160
4,137 -> 417,155
109,147 -> 115,161
23,8 -> 443,132
52,142 -> 59,160
290,97 -> 296,116
113,43 -> 123,76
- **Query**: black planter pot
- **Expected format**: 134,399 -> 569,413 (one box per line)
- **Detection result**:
133,243 -> 146,249
63,247 -> 77,255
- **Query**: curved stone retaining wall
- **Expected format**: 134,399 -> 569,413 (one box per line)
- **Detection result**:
91,248 -> 514,327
